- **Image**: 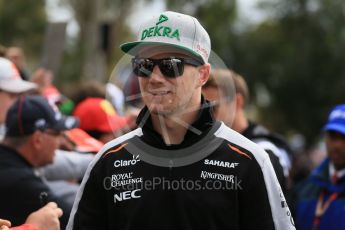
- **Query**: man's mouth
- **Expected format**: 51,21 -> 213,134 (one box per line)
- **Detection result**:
150,91 -> 170,96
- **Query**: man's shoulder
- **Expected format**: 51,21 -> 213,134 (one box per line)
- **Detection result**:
0,144 -> 31,168
244,122 -> 293,155
0,162 -> 48,197
86,128 -> 143,168
215,123 -> 270,164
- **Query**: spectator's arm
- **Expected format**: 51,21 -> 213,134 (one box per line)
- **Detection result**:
39,150 -> 93,181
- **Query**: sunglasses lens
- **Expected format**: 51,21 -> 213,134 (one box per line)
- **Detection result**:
159,58 -> 183,78
132,58 -> 154,77
132,58 -> 187,78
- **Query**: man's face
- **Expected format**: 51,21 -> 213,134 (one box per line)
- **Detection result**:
0,90 -> 18,124
202,86 -> 236,127
325,131 -> 345,170
136,48 -> 204,116
6,47 -> 24,68
36,129 -> 62,166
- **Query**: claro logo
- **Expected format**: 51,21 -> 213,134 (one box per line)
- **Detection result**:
114,189 -> 141,203
114,155 -> 140,168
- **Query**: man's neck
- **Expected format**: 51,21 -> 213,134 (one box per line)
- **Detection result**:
151,104 -> 201,145
330,161 -> 345,173
231,110 -> 249,133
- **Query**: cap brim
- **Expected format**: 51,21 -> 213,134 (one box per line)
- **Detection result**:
0,80 -> 37,94
323,123 -> 345,135
53,116 -> 80,131
120,41 -> 205,64
65,128 -> 104,153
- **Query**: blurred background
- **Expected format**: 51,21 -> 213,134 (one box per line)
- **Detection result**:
1,0 -> 344,152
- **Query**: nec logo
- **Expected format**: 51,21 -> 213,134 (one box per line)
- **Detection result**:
114,189 -> 141,203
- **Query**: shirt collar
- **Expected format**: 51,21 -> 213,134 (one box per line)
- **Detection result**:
329,162 -> 345,180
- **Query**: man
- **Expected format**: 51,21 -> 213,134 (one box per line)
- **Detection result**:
68,11 -> 295,230
202,69 -> 292,192
294,104 -> 345,230
0,57 -> 94,207
5,47 -> 30,80
0,57 -> 37,139
0,95 -> 78,229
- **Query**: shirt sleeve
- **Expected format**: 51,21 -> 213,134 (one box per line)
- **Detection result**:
11,224 -> 38,230
39,150 -> 94,181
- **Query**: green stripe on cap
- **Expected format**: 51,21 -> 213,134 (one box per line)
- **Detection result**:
120,41 -> 205,64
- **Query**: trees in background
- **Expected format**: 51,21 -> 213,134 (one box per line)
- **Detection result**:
1,0 -> 345,146
167,0 -> 345,146
0,0 -> 47,63
233,0 -> 345,145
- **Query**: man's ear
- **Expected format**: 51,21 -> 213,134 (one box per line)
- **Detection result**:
235,93 -> 245,110
30,131 -> 43,150
198,63 -> 211,87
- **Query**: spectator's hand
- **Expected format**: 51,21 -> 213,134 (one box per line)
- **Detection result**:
25,202 -> 63,230
0,219 -> 11,230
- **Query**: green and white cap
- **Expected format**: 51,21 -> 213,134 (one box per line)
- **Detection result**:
120,11 -> 211,64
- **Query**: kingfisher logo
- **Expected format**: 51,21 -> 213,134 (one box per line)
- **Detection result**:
114,155 -> 140,168
114,189 -> 141,203
204,159 -> 239,169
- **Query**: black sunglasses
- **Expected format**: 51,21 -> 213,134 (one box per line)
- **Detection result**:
132,57 -> 203,78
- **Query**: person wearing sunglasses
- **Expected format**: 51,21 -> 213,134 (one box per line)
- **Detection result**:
68,11 -> 295,230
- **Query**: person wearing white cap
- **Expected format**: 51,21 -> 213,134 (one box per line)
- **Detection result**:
67,11 -> 295,230
0,57 -> 37,139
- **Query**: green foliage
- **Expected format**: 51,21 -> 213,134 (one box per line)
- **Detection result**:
2,0 -> 343,146
0,0 -> 47,58
166,0 -> 238,65
237,0 -> 345,145
166,0 -> 345,146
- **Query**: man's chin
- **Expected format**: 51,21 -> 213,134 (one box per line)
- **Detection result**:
149,106 -> 173,116
334,162 -> 345,171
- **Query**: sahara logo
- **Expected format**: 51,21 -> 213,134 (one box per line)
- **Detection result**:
204,159 -> 239,169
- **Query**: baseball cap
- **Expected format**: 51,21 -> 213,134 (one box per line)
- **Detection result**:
5,95 -> 79,137
0,57 -> 37,93
65,128 -> 104,153
120,11 -> 211,64
73,97 -> 130,133
323,104 -> 345,135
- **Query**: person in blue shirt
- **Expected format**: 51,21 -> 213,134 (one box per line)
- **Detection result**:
295,104 -> 345,230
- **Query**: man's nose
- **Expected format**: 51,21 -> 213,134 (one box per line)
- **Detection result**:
149,65 -> 165,82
